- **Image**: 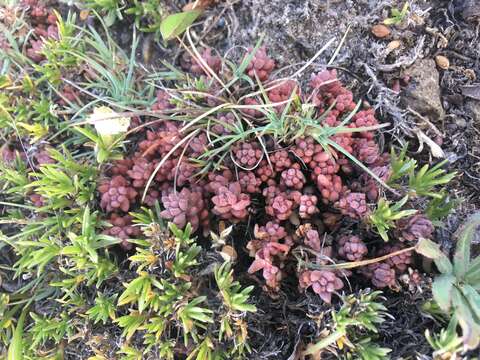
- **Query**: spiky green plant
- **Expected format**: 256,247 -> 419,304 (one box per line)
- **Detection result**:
417,213 -> 480,350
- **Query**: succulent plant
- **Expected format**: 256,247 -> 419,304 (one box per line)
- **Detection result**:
152,90 -> 174,112
245,46 -> 275,82
109,159 -> 133,176
126,157 -> 155,188
153,158 -> 178,183
316,174 -> 344,203
309,149 -> 339,176
293,137 -> 316,164
378,244 -> 413,273
188,48 -> 222,75
138,122 -> 182,158
370,263 -> 396,288
337,235 -> 368,261
26,39 -> 45,63
310,70 -> 355,113
336,192 -> 369,219
175,160 -> 197,187
143,188 -> 160,207
160,187 -> 209,232
238,171 -> 262,194
248,239 -> 290,290
310,70 -> 342,95
255,160 -> 277,183
1,145 -> 25,164
353,108 -> 378,140
303,227 -> 322,252
232,141 -> 263,169
267,80 -> 299,112
299,270 -> 344,303
298,194 -> 319,219
353,138 -> 380,165
98,175 -> 138,213
280,167 -> 306,190
34,149 -> 55,166
188,133 -> 209,158
242,97 -> 263,118
254,221 -> 287,242
103,213 -> 142,250
211,182 -> 251,221
354,165 -> 392,201
269,150 -> 293,172
212,112 -> 236,135
205,169 -> 234,193
58,85 -> 79,106
395,214 -> 434,242
265,192 -> 295,221
30,193 -> 45,207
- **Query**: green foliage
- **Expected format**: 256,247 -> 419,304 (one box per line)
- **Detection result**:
125,0 -> 165,35
86,293 -> 117,324
383,2 -> 409,25
160,10 -> 203,41
27,147 -> 98,209
109,223 -> 255,357
425,192 -> 459,222
84,0 -> 125,27
8,308 -> 27,360
29,312 -> 72,349
408,160 -> 456,199
388,145 -> 416,185
426,317 -> 463,359
418,213 -> 480,350
368,147 -> 456,242
304,290 -> 391,358
349,338 -> 392,360
368,196 -> 417,241
215,262 -> 256,313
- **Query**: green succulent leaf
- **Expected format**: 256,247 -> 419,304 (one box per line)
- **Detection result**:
453,213 -> 480,278
415,238 -> 452,274
160,10 -> 202,41
452,287 -> 480,350
432,274 -> 455,312
8,308 -> 28,360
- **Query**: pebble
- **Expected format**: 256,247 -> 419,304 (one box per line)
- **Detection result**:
371,24 -> 391,38
435,55 -> 450,70
455,117 -> 467,128
387,40 -> 401,51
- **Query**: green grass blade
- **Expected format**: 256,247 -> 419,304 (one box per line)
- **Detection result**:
8,307 -> 28,360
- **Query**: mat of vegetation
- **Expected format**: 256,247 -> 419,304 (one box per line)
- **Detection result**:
0,0 -> 479,359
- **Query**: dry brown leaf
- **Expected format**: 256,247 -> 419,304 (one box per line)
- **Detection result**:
183,0 -> 217,11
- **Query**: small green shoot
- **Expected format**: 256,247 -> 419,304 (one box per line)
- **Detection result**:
369,196 -> 417,242
383,2 -> 409,25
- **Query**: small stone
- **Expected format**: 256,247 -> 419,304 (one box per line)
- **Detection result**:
371,24 -> 391,38
220,245 -> 237,262
387,40 -> 401,52
435,55 -> 450,70
79,10 -> 90,21
403,59 -> 445,120
455,117 -> 467,128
